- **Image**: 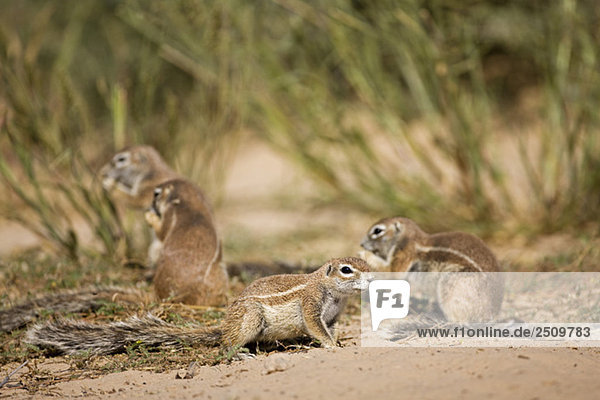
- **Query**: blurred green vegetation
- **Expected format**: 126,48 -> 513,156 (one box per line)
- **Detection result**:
0,0 -> 599,258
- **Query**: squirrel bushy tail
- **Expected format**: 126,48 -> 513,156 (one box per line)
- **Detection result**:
25,314 -> 222,355
0,286 -> 146,332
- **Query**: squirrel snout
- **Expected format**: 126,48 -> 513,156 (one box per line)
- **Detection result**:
359,237 -> 372,250
353,273 -> 373,290
100,168 -> 115,190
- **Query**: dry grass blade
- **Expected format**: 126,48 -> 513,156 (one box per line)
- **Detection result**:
0,360 -> 28,389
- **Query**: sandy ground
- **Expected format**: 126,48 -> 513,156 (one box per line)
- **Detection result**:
3,334 -> 599,399
1,139 -> 599,399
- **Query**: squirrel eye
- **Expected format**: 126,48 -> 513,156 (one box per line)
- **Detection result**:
371,226 -> 384,237
153,188 -> 161,198
115,154 -> 129,166
340,266 -> 353,274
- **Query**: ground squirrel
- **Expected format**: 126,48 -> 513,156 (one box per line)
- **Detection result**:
100,145 -> 181,265
100,145 -> 180,210
102,146 -> 228,305
146,179 -> 228,306
101,145 -> 308,278
25,257 -> 372,355
360,216 -> 502,323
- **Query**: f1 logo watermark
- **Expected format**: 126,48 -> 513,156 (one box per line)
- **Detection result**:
369,280 -> 411,331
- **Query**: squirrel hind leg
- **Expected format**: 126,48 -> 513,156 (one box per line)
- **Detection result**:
220,305 -> 265,348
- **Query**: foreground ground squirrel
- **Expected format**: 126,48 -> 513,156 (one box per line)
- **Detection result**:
25,257 -> 372,355
360,216 -> 502,322
147,179 -> 228,306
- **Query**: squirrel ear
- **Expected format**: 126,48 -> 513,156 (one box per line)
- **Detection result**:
394,222 -> 403,232
326,264 -> 333,276
172,198 -> 181,205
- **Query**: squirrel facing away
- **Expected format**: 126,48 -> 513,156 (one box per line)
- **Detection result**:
146,179 -> 228,306
25,257 -> 372,355
359,216 -> 503,323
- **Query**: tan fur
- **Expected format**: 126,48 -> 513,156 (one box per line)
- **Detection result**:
100,145 -> 181,267
25,258 -> 372,355
360,217 -> 499,273
146,179 -> 228,306
100,145 -> 179,209
100,145 -> 311,281
101,147 -> 228,306
360,217 -> 502,322
220,257 -> 372,348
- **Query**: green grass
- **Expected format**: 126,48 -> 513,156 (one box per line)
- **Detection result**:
0,0 -> 240,259
1,1 -> 598,257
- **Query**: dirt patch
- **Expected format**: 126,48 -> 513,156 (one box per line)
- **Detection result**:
0,221 -> 39,256
3,331 -> 599,399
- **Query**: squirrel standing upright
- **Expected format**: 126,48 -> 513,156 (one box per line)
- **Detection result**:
146,179 -> 228,306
